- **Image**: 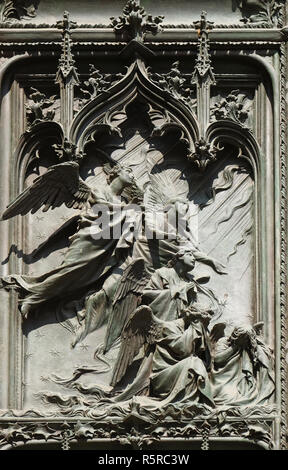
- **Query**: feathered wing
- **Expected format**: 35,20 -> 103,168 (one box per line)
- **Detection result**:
144,168 -> 189,235
2,161 -> 93,220
253,322 -> 264,336
209,323 -> 226,344
110,305 -> 161,387
104,258 -> 151,353
144,167 -> 189,212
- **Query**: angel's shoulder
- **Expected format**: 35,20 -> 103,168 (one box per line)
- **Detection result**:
161,318 -> 185,337
155,266 -> 171,278
215,336 -> 229,351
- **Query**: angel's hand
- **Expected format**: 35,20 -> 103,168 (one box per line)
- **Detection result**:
229,327 -> 251,349
212,260 -> 227,275
197,311 -> 213,327
184,307 -> 212,326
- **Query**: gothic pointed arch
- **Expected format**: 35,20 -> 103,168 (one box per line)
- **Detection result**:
70,58 -> 199,158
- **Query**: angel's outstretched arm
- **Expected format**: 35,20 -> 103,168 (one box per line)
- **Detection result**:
141,271 -> 165,304
194,250 -> 227,275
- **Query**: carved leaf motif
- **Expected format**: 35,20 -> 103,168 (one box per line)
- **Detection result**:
238,0 -> 283,26
77,65 -> 124,106
26,87 -> 56,127
0,424 -> 31,442
74,422 -> 95,439
110,0 -> 164,42
32,425 -> 54,441
211,90 -> 252,128
188,138 -> 220,171
0,0 -> 39,22
149,61 -> 196,108
243,423 -> 272,447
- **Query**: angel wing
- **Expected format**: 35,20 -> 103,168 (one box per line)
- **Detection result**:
144,167 -> 189,213
103,258 -> 151,353
144,168 -> 190,237
209,323 -> 226,344
2,161 -> 94,220
253,322 -> 264,336
110,305 -> 161,387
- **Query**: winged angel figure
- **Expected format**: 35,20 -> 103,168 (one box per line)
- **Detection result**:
1,158 -> 226,355
54,281 -> 274,410
52,249 -> 219,407
1,160 -> 138,317
109,304 -> 215,407
70,167 -> 226,348
103,248 -> 217,407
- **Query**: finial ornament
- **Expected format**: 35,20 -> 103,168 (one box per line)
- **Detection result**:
56,11 -> 79,84
56,11 -> 79,136
192,11 -> 215,86
110,0 -> 164,42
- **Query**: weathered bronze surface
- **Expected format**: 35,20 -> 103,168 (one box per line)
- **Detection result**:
0,0 -> 287,451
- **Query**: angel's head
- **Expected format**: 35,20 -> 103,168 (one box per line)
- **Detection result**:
228,325 -> 257,350
105,163 -> 135,187
168,247 -> 196,272
181,305 -> 214,328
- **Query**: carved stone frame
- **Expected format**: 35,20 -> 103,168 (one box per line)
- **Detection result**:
0,1 -> 287,451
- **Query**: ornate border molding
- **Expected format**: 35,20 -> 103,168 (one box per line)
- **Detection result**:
279,40 -> 288,450
0,3 -> 287,450
0,411 -> 276,450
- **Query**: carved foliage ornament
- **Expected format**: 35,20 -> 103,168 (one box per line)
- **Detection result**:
0,0 -> 39,22
211,90 -> 252,129
110,0 -> 164,42
26,87 -> 56,127
149,61 -> 196,107
78,65 -> 124,106
0,413 -> 274,450
53,138 -> 86,164
188,138 -> 221,171
238,0 -> 284,27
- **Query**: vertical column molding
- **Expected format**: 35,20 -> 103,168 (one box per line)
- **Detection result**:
279,39 -> 288,450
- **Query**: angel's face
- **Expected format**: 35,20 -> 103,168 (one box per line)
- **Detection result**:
118,167 -> 135,186
181,252 -> 195,271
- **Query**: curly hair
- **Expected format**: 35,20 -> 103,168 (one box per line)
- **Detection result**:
167,247 -> 195,268
103,163 -> 132,184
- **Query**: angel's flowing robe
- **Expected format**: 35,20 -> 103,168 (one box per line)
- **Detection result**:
110,265 -> 213,406
142,266 -> 212,322
114,318 -> 214,408
150,318 -> 213,405
2,186 -> 139,312
212,336 -> 275,406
